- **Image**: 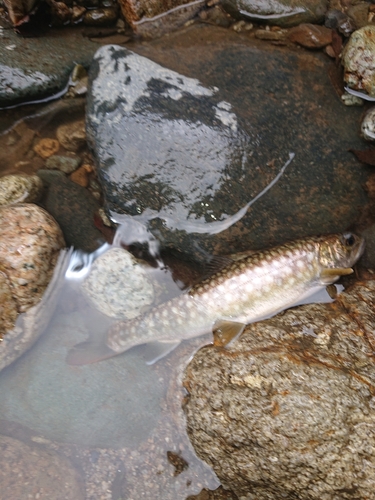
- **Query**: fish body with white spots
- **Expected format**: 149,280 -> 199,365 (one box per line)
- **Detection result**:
67,233 -> 364,365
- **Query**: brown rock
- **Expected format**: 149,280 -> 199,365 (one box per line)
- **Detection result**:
0,435 -> 84,499
184,280 -> 375,499
69,164 -> 90,187
118,0 -> 205,37
0,204 -> 65,312
33,138 -> 60,159
288,23 -> 332,48
56,120 -> 86,152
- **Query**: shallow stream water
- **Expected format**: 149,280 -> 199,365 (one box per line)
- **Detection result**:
0,19 -> 374,500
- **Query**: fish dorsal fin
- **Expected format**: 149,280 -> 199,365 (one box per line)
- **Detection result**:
213,320 -> 246,347
320,267 -> 353,283
143,340 -> 181,365
203,255 -> 234,278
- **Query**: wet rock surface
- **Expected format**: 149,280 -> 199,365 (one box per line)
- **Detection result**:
183,279 -> 375,500
0,22 -> 99,107
88,26 -> 369,261
0,203 -> 65,314
38,171 -> 104,252
0,435 -> 84,499
221,0 -> 327,26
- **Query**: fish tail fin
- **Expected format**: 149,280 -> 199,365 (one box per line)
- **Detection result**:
66,340 -> 118,365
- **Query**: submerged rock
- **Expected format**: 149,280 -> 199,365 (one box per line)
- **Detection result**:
0,174 -> 43,206
87,31 -> 368,261
0,204 -> 65,314
0,435 -> 84,499
183,280 -> 375,500
81,247 -> 155,319
221,0 -> 327,27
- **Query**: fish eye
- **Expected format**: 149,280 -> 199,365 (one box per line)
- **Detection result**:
342,233 -> 356,246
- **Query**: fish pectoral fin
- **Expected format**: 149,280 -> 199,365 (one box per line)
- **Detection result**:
143,341 -> 181,365
213,320 -> 246,347
66,340 -> 118,365
320,267 -> 353,282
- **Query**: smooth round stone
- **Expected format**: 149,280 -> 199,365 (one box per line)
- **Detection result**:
45,155 -> 81,174
0,203 -> 65,312
0,174 -> 43,206
82,247 -> 155,319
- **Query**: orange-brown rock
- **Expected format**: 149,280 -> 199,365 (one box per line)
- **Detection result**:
288,23 -> 332,48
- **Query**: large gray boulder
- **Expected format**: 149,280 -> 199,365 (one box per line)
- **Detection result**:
86,31 -> 369,261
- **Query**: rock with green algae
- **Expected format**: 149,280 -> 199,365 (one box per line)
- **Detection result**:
184,279 -> 375,500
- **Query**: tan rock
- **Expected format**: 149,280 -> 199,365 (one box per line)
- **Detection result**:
0,204 -> 65,313
34,138 -> 60,159
56,120 -> 86,152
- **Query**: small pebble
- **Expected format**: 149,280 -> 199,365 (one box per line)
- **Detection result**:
56,120 -> 86,152
33,138 -> 60,159
70,165 -> 90,187
341,90 -> 364,106
255,29 -> 286,41
288,24 -> 332,48
45,155 -> 81,174
83,7 -> 118,26
361,106 -> 375,141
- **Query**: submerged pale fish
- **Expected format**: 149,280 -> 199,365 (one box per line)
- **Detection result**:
67,232 -> 364,365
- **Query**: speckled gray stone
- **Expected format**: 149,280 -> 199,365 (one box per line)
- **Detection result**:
45,155 -> 81,174
0,174 -> 43,205
184,280 -> 375,500
81,247 -> 155,319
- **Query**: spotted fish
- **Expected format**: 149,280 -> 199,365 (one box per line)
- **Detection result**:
67,232 -> 364,365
